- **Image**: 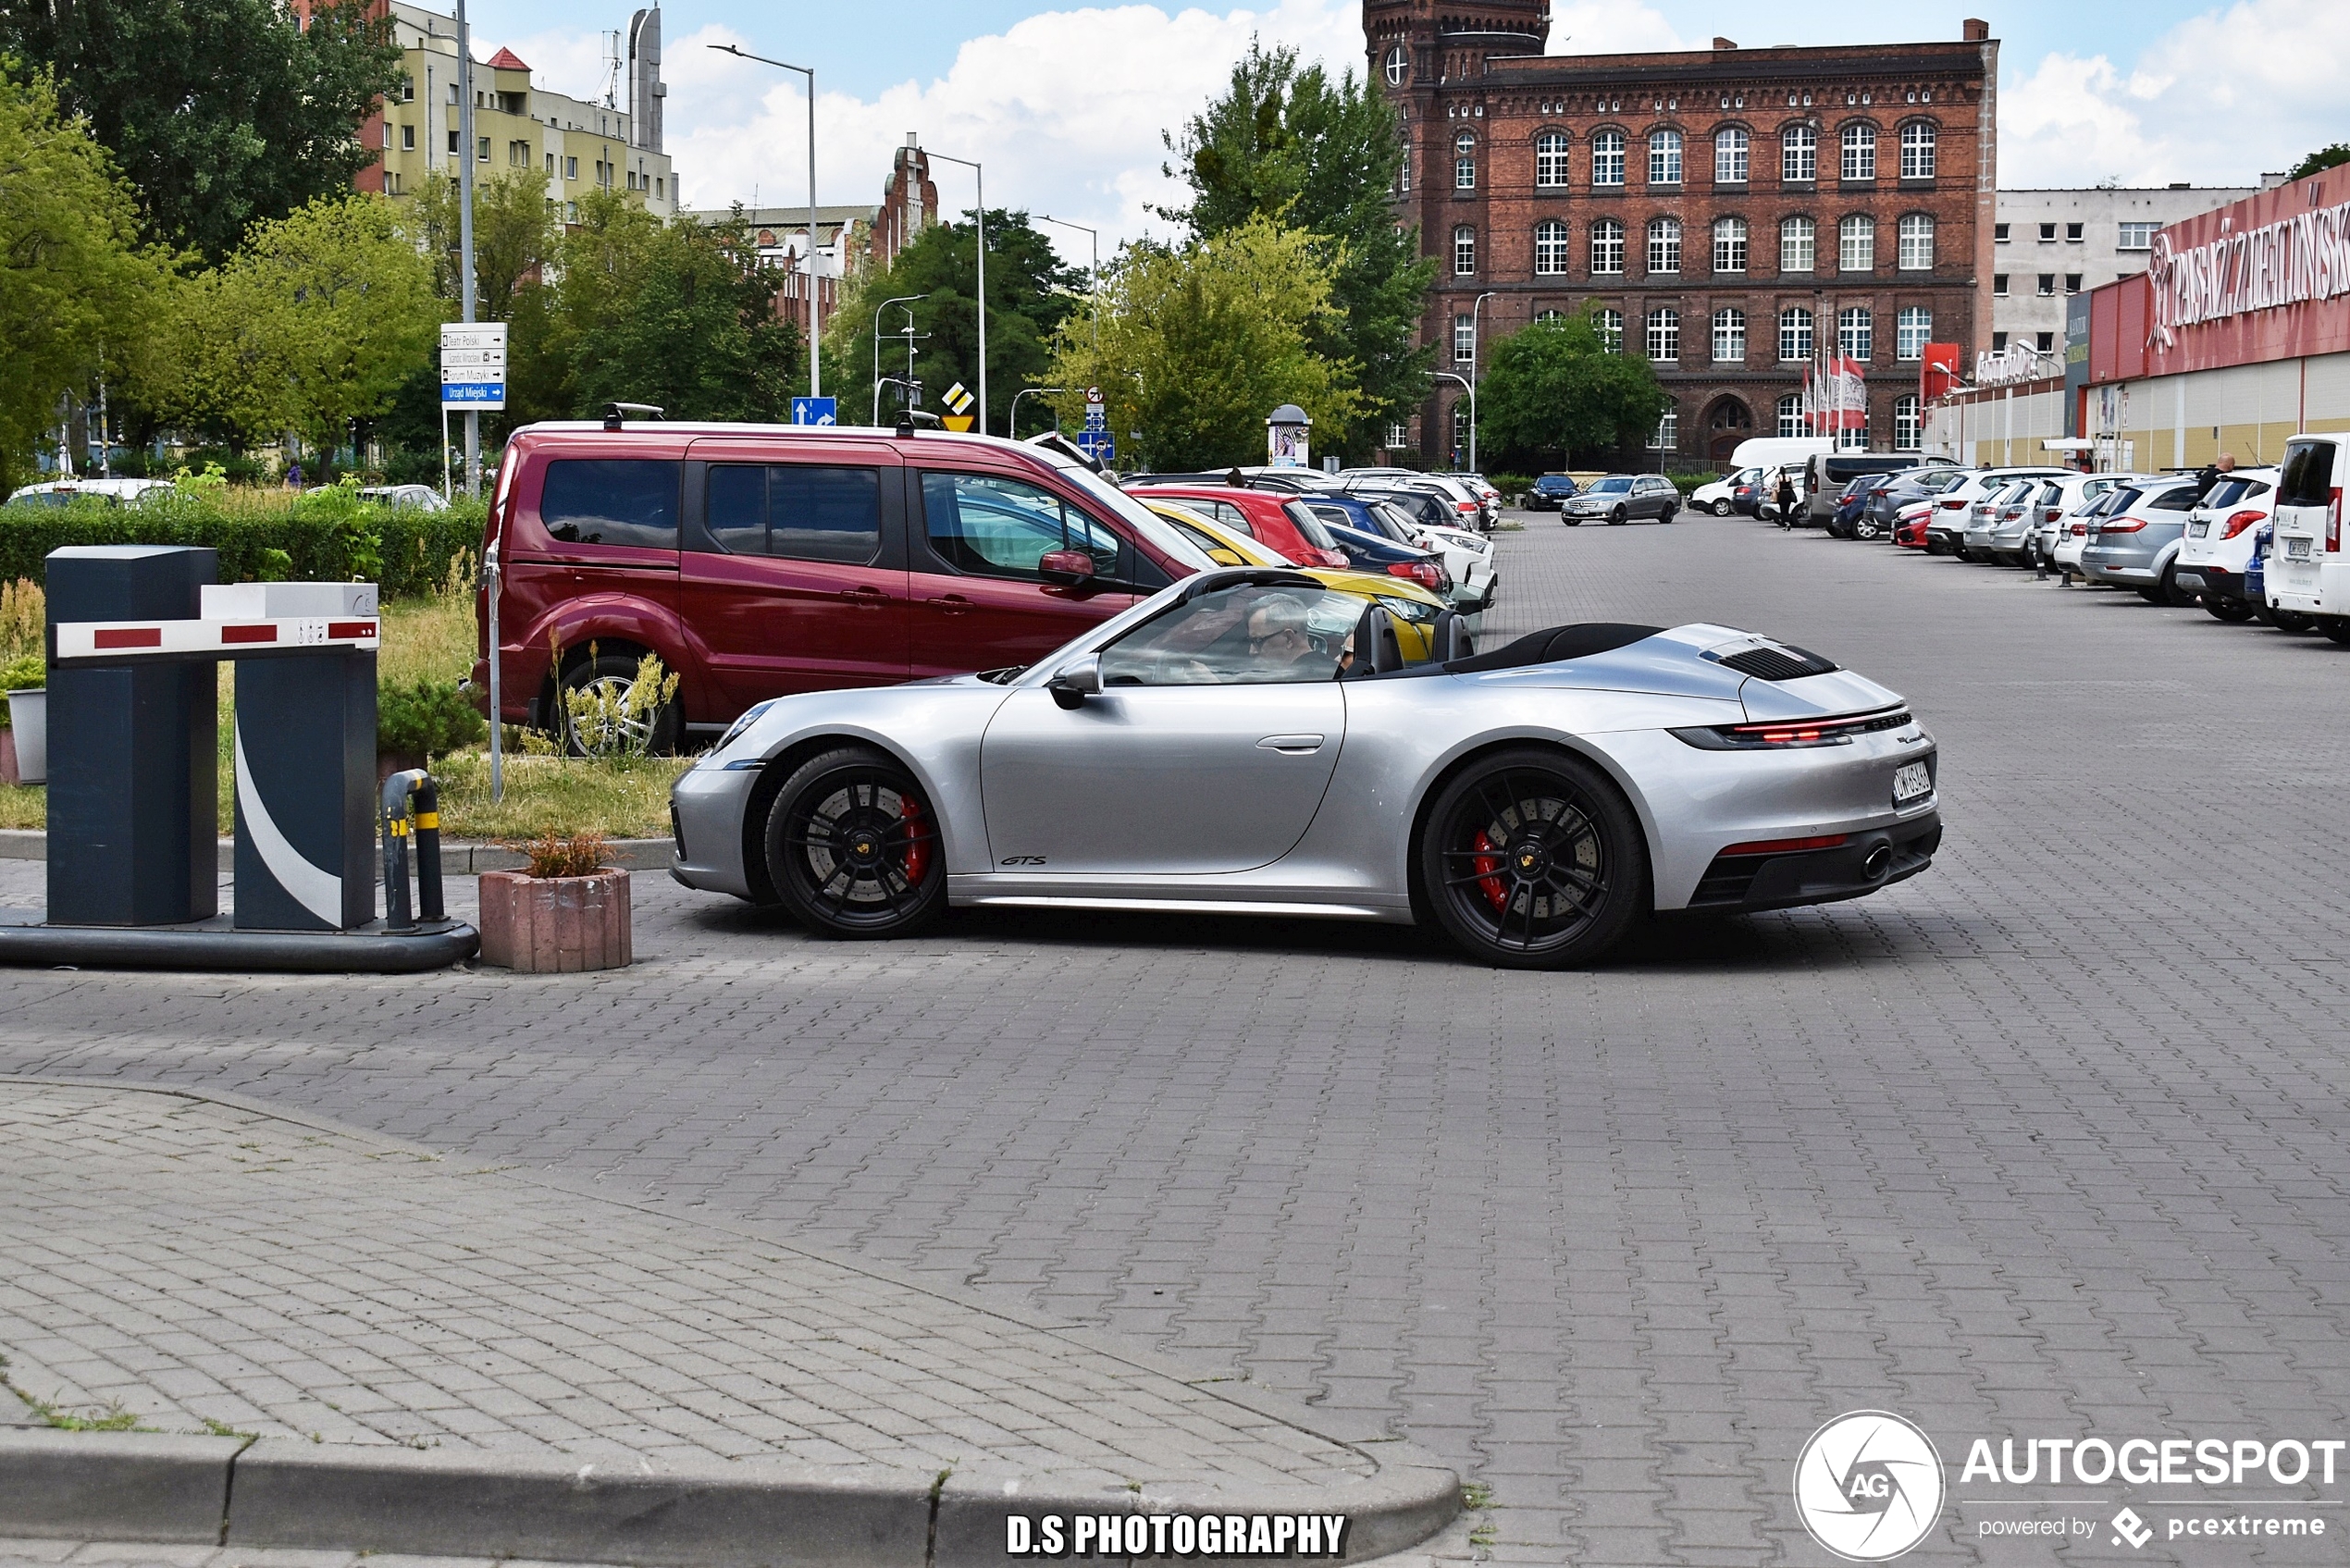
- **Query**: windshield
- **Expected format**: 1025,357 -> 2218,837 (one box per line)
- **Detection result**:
1045,456 -> 1218,572
1589,477 -> 1632,493
1283,500 -> 1342,551
1370,501 -> 1420,538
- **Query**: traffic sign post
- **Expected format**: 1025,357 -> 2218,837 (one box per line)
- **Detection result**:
791,397 -> 838,426
941,382 -> 977,433
439,322 -> 508,411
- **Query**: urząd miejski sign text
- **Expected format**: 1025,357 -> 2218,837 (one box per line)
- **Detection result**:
2150,197 -> 2350,347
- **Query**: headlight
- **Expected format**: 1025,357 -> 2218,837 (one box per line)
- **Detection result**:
713,698 -> 777,755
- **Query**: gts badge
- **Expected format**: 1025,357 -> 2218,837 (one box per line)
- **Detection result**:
999,855 -> 1048,866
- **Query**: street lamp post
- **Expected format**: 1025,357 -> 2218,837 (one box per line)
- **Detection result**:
709,43 -> 820,400
1467,290 -> 1497,474
1435,371 -> 1476,475
456,0 -> 478,497
872,293 -> 921,426
1035,214 -> 1099,353
925,149 -> 985,434
1009,387 -> 1064,438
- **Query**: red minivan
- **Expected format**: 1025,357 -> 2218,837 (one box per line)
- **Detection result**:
472,422 -> 1214,746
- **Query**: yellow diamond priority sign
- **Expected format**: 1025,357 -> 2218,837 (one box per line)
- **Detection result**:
941,382 -> 976,433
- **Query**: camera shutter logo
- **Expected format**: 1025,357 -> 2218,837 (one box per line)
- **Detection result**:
1793,1411 -> 1945,1561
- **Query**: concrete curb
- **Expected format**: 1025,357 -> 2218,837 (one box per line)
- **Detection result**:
0,1079 -> 1464,1566
0,828 -> 673,875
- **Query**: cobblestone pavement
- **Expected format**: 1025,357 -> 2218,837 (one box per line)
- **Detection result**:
6,518 -> 2350,1562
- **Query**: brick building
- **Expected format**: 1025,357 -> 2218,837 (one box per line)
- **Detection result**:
1368,5 -> 1999,467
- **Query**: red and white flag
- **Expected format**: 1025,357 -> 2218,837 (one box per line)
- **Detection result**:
1804,353 -> 1867,434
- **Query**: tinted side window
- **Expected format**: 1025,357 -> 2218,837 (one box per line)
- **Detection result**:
539,459 -> 679,549
705,464 -> 882,563
921,472 -> 1119,580
2149,488 -> 2199,512
2280,440 -> 2337,507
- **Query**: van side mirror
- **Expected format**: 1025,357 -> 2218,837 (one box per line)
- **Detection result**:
1047,654 -> 1103,710
1039,549 -> 1096,586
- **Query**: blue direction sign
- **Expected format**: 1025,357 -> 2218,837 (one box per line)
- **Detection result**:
1075,429 -> 1114,463
791,397 -> 838,426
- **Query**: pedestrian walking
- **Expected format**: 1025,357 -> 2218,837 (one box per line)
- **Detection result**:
1774,470 -> 1798,530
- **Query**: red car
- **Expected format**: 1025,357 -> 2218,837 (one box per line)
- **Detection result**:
471,421 -> 1214,747
1125,484 -> 1352,569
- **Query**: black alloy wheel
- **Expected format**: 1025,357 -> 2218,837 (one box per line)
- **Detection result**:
1418,747 -> 1645,969
764,747 -> 946,938
2204,599 -> 2256,623
1610,506 -> 1628,525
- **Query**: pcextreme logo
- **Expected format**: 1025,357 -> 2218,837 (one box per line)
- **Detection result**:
1794,1411 -> 1948,1562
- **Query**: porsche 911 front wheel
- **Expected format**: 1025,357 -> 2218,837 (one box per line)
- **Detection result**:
765,747 -> 946,939
1419,748 -> 1646,969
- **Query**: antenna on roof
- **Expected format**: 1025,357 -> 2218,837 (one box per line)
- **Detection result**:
600,31 -> 623,108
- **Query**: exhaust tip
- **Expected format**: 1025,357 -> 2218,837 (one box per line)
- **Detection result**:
1862,844 -> 1894,882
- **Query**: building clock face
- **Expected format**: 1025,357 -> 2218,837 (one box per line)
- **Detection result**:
1384,43 -> 1409,86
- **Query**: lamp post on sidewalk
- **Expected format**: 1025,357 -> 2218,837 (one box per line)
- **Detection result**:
926,149 -> 985,433
709,43 -> 821,399
1436,371 -> 1477,475
1466,290 -> 1496,475
872,294 -> 921,426
1035,214 -> 1099,353
1009,387 -> 1064,438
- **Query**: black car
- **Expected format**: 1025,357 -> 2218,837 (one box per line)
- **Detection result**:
1525,474 -> 1580,511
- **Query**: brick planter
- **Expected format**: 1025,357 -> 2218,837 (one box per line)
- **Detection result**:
477,869 -> 631,971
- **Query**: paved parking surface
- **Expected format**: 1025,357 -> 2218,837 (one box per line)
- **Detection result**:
7,517 -> 2350,1562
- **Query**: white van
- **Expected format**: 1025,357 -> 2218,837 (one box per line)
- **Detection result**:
1729,437 -> 1834,476
2265,435 -> 2346,636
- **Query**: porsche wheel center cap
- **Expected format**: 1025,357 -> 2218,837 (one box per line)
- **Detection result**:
1509,837 -> 1549,878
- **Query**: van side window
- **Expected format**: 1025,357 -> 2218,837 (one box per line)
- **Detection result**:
920,472 -> 1119,581
705,464 -> 881,564
540,460 -> 679,549
2280,441 -> 2336,507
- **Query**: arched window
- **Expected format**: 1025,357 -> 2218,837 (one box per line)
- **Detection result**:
1714,127 -> 1750,184
1838,305 -> 1873,360
1712,307 -> 1747,364
1893,393 -> 1923,450
1897,306 -> 1932,361
1596,307 -> 1624,353
1838,214 -> 1875,271
1454,131 -> 1477,191
1898,213 -> 1936,270
1649,128 -> 1683,184
1591,130 -> 1626,187
1782,125 -> 1817,182
1713,216 -> 1748,272
1646,307 -> 1680,363
1535,130 -> 1570,188
1535,307 -> 1568,324
1590,218 -> 1625,275
1534,218 -> 1570,275
1778,306 -> 1814,362
1840,123 -> 1877,181
1383,43 -> 1409,87
1780,216 -> 1815,272
1453,224 -> 1477,276
1776,392 -> 1805,437
1647,217 -> 1682,274
1899,121 -> 1936,179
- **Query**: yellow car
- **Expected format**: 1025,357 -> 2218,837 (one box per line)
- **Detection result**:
1142,500 -> 1451,661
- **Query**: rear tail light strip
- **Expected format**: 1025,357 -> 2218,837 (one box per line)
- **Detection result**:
1669,707 -> 1912,750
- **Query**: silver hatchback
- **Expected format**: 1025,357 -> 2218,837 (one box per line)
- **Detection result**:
2081,477 -> 2203,599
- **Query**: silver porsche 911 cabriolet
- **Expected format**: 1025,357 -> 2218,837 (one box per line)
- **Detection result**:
669,568 -> 1940,968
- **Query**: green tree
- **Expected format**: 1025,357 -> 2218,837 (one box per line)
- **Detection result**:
2287,143 -> 2350,182
1045,216 -> 1364,472
826,210 -> 1082,435
549,193 -> 799,422
414,168 -> 559,321
0,72 -> 173,489
1476,310 -> 1667,469
167,193 -> 439,454
1160,40 -> 1435,462
0,0 -> 403,263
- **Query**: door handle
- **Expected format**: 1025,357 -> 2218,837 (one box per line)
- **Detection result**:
840,586 -> 889,608
928,594 -> 972,616
1256,734 -> 1325,754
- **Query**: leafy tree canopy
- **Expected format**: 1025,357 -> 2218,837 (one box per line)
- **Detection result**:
2287,143 -> 2350,182
1046,215 -> 1365,472
826,210 -> 1083,436
1159,40 -> 1434,461
0,0 -> 403,263
1476,310 -> 1668,469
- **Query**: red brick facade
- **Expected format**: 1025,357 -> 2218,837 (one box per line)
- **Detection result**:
1369,5 -> 1999,467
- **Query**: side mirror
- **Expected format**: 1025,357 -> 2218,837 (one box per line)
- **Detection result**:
1047,653 -> 1103,710
1039,549 -> 1096,586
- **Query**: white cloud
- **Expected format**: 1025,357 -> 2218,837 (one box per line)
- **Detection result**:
1999,0 -> 2350,187
1542,1 -> 1685,56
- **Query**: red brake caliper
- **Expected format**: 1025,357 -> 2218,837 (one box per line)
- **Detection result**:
898,795 -> 931,884
1471,830 -> 1508,912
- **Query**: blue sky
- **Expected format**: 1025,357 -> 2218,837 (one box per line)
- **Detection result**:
460,0 -> 2342,262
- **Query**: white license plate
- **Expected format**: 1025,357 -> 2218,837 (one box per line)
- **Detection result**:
2288,536 -> 2315,560
1892,759 -> 1934,805
2188,520 -> 2209,538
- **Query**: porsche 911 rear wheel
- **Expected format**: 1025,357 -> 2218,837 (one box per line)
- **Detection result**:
765,747 -> 946,938
1419,748 -> 1645,969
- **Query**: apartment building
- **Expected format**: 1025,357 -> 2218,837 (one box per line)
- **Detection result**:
1989,185 -> 2257,363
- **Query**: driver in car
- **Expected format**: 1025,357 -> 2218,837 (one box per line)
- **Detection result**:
1243,595 -> 1325,677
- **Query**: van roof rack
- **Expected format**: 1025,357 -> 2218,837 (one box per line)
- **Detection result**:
603,402 -> 665,431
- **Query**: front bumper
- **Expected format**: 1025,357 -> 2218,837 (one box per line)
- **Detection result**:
670,760 -> 764,900
1686,810 -> 1943,913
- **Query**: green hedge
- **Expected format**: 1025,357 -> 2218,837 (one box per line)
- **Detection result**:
0,491 -> 488,599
